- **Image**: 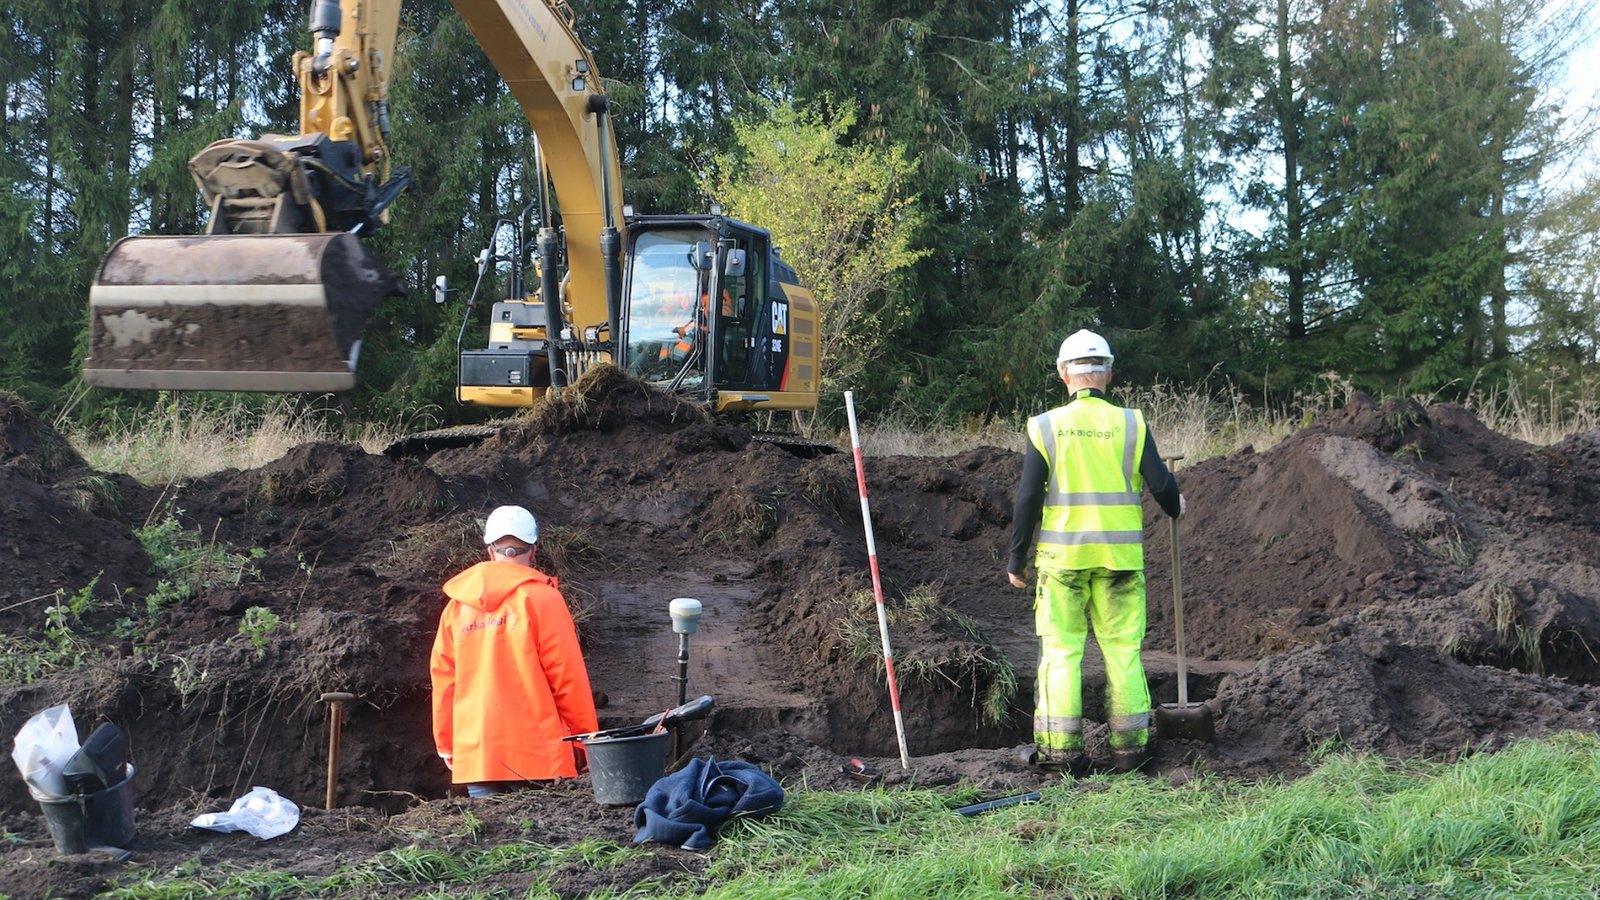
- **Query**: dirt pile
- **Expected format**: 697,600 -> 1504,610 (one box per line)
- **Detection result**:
2,376 -> 1599,893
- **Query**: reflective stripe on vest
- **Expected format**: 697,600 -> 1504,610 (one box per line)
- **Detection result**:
1028,397 -> 1146,571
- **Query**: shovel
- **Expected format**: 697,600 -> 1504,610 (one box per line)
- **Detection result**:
1154,515 -> 1215,742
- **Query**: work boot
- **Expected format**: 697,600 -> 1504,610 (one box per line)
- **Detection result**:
1020,746 -> 1088,777
1110,746 -> 1151,774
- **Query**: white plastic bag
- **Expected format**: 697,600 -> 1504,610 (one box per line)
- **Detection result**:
190,786 -> 300,840
10,703 -> 80,800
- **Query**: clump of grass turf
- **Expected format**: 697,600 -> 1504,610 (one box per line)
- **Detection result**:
1466,579 -> 1546,674
701,490 -> 782,547
536,524 -> 605,576
797,458 -> 853,520
832,584 -> 1017,727
497,364 -> 708,442
388,516 -> 486,581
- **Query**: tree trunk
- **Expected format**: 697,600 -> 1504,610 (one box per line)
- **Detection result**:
1277,0 -> 1305,340
108,0 -> 137,242
1064,0 -> 1081,214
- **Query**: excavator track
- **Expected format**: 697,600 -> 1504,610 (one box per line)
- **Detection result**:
381,424 -> 504,458
750,432 -> 839,459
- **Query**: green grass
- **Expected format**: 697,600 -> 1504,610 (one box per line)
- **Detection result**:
685,734 -> 1600,899
102,839 -> 649,899
99,734 -> 1600,899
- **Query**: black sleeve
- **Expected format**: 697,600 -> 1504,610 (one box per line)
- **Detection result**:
1140,429 -> 1182,518
1009,440 -> 1048,574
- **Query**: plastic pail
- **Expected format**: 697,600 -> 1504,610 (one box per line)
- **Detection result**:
85,763 -> 136,848
37,795 -> 88,855
583,731 -> 669,806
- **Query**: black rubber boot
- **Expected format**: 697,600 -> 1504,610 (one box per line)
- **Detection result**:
1110,746 -> 1151,774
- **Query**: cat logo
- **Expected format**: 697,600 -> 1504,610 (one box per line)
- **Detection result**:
770,301 -> 788,336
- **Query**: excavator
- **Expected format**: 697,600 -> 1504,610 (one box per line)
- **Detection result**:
84,0 -> 820,417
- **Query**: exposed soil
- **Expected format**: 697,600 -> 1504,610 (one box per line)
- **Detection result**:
2,374 -> 1598,897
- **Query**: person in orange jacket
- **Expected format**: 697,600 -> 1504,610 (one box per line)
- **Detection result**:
431,505 -> 599,798
659,288 -> 736,363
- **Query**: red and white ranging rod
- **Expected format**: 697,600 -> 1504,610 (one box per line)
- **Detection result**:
844,390 -> 912,770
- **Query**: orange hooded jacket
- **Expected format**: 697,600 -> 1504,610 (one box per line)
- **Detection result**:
431,560 -> 599,784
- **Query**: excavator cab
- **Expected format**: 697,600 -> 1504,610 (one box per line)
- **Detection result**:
453,213 -> 818,415
622,232 -> 717,389
619,216 -> 819,414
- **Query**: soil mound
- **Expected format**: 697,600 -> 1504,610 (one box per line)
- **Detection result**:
2,381 -> 1599,894
1,390 -> 87,482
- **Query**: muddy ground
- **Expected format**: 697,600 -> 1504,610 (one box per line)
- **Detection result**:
2,371 -> 1598,897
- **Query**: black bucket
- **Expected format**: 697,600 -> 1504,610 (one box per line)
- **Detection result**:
37,794 -> 88,855
33,762 -> 135,854
583,731 -> 668,806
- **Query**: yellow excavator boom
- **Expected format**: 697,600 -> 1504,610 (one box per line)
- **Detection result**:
85,0 -> 623,393
84,0 -> 818,421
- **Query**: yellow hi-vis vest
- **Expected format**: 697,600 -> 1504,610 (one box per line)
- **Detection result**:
1027,393 -> 1147,571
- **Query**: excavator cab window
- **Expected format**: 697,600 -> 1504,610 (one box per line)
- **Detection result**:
623,230 -> 707,389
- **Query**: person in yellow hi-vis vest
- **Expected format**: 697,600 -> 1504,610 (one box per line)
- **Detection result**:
1007,329 -> 1185,775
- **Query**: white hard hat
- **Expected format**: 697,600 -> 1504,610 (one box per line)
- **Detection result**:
1056,329 -> 1114,374
483,505 -> 539,545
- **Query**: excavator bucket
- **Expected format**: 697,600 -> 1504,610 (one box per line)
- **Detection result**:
85,233 -> 403,392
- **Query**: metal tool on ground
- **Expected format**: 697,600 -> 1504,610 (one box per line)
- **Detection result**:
563,695 -> 715,744
318,692 -> 355,809
840,757 -> 882,786
1152,466 -> 1215,742
955,791 -> 1043,817
844,390 -> 913,771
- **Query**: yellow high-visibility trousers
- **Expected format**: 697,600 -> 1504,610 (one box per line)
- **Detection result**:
1034,567 -> 1151,752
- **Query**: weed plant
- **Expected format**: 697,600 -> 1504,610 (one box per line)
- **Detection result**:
135,514 -> 266,621
237,607 -> 282,659
0,576 -> 104,683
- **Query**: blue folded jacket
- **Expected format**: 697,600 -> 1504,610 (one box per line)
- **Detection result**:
632,756 -> 784,850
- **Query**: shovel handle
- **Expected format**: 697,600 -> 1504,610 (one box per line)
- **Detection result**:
564,695 -> 715,742
1170,516 -> 1188,706
644,694 -> 714,729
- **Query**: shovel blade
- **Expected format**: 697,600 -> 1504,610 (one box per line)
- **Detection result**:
1154,702 -> 1215,743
